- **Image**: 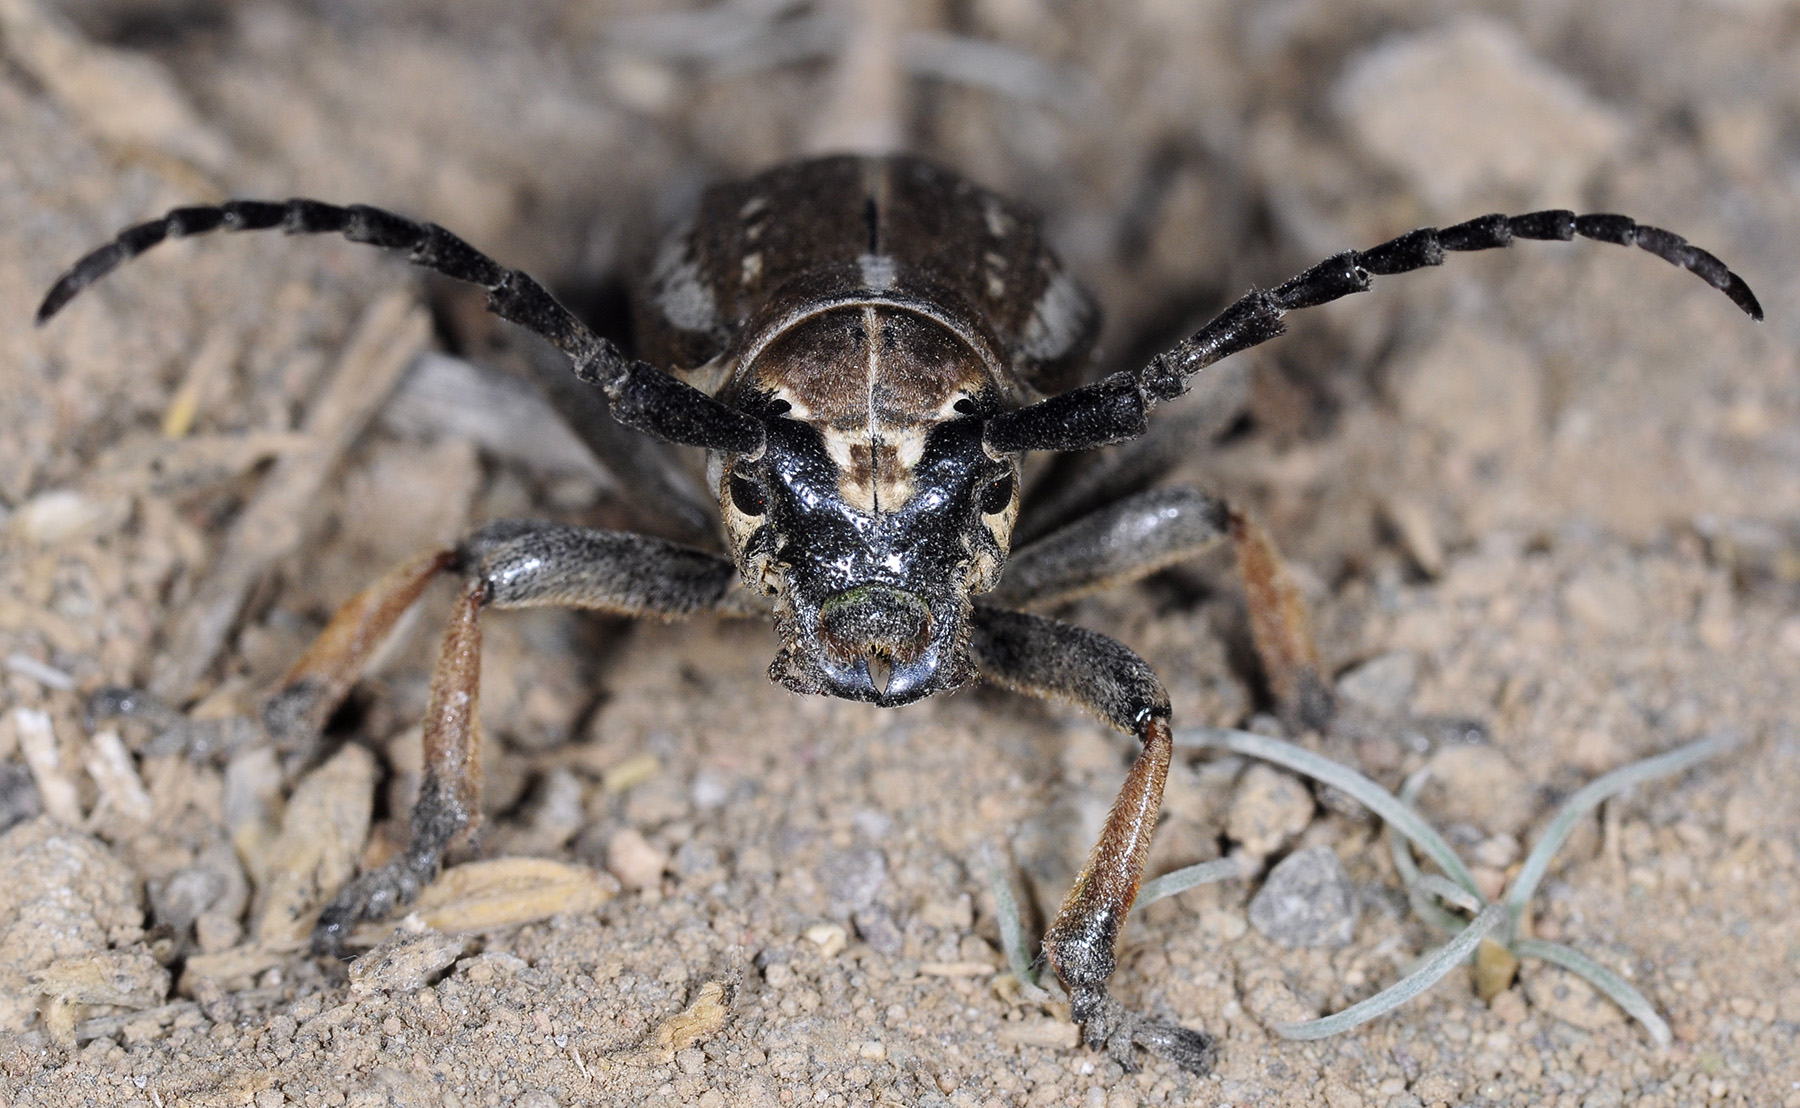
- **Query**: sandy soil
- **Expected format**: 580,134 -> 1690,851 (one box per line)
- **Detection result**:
1,1 -> 1797,1106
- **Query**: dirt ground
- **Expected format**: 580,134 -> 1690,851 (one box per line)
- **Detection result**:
1,1 -> 1797,1106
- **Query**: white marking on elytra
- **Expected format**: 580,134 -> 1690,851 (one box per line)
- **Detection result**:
650,229 -> 719,333
858,253 -> 897,293
1020,268 -> 1089,360
983,197 -> 1011,240
742,252 -> 763,287
984,251 -> 1007,301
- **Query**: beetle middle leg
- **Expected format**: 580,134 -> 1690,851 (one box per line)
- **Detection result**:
998,485 -> 1331,731
969,606 -> 1218,1075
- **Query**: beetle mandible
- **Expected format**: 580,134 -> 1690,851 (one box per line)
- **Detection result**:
37,154 -> 1762,1073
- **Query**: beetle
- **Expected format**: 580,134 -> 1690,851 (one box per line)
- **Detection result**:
37,154 -> 1761,1073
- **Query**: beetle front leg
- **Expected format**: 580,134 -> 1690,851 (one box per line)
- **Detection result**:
1043,714 -> 1187,1067
969,606 -> 1218,1075
312,579 -> 485,953
308,520 -> 746,954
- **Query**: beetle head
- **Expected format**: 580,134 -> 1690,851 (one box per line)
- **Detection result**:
716,309 -> 1019,706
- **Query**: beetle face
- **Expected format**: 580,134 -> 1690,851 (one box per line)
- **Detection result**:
716,308 -> 1019,706
724,410 -> 1017,705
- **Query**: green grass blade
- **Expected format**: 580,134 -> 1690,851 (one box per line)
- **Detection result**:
1176,728 -> 1479,897
1389,769 -> 1470,933
1413,872 -> 1485,915
1134,857 -> 1247,913
1275,903 -> 1505,1040
1506,732 -> 1744,933
1513,938 -> 1672,1048
986,849 -> 1039,988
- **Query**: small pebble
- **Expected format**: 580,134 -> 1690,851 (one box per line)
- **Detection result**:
10,489 -> 127,544
817,846 -> 888,914
689,769 -> 731,810
606,828 -> 669,891
1488,987 -> 1528,1025
1409,1073 -> 1461,1107
0,763 -> 44,834
1199,908 -> 1248,942
29,949 -> 169,1008
1323,1079 -> 1366,1108
1248,846 -> 1358,948
803,923 -> 847,960
1227,765 -> 1314,858
852,905 -> 904,956
1424,745 -> 1533,836
1242,976 -> 1315,1027
1335,652 -> 1419,715
1469,865 -> 1506,902
348,931 -> 466,996
1471,834 -> 1520,868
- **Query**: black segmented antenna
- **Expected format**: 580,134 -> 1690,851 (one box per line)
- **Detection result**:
987,208 -> 1763,454
35,199 -> 765,454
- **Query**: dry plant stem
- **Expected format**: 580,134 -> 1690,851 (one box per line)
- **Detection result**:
148,293 -> 430,701
0,0 -> 230,176
1277,903 -> 1507,1040
12,706 -> 82,824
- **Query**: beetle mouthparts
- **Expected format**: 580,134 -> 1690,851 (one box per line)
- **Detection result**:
817,585 -> 933,665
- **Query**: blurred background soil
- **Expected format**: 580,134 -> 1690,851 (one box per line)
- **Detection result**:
1,0 -> 1797,1105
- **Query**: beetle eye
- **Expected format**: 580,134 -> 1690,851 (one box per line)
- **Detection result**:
730,473 -> 765,516
953,397 -> 978,415
980,473 -> 1014,514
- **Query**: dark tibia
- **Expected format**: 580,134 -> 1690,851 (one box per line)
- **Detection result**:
967,607 -> 1215,1073
987,210 -> 1761,454
36,200 -> 763,453
994,486 -> 1229,608
312,522 -> 745,954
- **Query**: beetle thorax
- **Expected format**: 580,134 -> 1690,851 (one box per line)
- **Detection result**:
746,305 -> 993,511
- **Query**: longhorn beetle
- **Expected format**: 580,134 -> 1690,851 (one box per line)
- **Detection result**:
38,155 -> 1762,1074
